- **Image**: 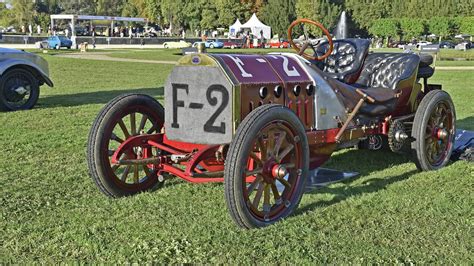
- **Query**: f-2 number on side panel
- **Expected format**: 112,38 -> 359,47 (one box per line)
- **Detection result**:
171,83 -> 229,134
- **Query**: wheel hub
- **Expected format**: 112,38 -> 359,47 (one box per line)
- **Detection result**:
272,164 -> 288,179
435,128 -> 449,140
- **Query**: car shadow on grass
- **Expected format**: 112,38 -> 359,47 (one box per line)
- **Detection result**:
457,116 -> 474,131
295,148 -> 417,215
37,87 -> 164,108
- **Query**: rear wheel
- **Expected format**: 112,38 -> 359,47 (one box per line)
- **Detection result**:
55,44 -> 60,50
0,68 -> 39,111
224,105 -> 309,229
87,94 -> 165,197
412,90 -> 455,171
210,44 -> 215,49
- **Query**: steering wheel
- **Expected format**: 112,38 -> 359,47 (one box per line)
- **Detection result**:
287,18 -> 333,61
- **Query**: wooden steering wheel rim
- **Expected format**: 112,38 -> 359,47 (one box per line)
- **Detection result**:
287,18 -> 334,61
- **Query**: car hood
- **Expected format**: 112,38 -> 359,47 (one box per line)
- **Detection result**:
0,47 -> 26,54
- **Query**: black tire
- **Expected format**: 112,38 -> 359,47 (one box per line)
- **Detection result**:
0,68 -> 40,111
210,44 -> 214,49
163,43 -> 168,49
55,44 -> 60,50
224,104 -> 309,229
87,94 -> 165,197
412,90 -> 456,171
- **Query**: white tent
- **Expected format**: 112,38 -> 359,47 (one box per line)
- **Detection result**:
229,19 -> 242,37
241,13 -> 271,39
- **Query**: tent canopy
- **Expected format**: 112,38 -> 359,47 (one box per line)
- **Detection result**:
229,19 -> 242,37
240,13 -> 271,39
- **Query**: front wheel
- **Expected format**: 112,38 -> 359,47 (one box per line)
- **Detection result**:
209,44 -> 214,49
87,94 -> 165,197
224,105 -> 309,229
412,90 -> 456,171
0,68 -> 40,111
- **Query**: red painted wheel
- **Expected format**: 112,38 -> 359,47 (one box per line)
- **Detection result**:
412,90 -> 456,171
225,105 -> 309,229
87,94 -> 165,197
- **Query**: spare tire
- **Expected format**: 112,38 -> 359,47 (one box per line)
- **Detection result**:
419,53 -> 433,67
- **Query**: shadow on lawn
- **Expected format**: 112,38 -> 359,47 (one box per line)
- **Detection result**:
295,148 -> 417,215
457,116 -> 474,131
38,87 -> 164,108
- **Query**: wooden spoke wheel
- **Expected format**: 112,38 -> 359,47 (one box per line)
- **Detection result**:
87,94 -> 165,197
225,105 -> 309,229
412,90 -> 456,171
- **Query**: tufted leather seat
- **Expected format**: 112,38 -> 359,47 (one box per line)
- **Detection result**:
322,53 -> 420,116
314,38 -> 370,84
355,53 -> 420,91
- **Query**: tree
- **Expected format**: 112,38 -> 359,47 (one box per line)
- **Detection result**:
95,0 -> 124,16
428,17 -> 452,42
399,18 -> 425,41
161,0 -> 185,32
0,3 -> 15,28
369,18 -> 398,46
11,0 -> 35,27
459,17 -> 474,41
295,0 -> 341,35
58,0 -> 96,15
261,0 -> 296,38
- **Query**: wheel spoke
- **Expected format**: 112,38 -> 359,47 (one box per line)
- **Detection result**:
130,113 -> 137,136
249,152 -> 263,166
267,130 -> 276,158
257,135 -> 267,160
111,164 -> 120,171
263,184 -> 271,213
274,131 -> 286,159
276,144 -> 294,163
121,165 -> 131,182
108,149 -> 115,157
247,175 -> 263,195
133,165 -> 139,184
117,119 -> 130,138
277,177 -> 292,190
246,168 -> 263,176
252,182 -> 265,210
142,165 -> 152,177
111,133 -> 124,143
271,183 -> 281,201
138,114 -> 148,133
147,123 -> 158,134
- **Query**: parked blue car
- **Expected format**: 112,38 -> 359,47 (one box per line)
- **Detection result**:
47,36 -> 72,49
193,40 -> 224,49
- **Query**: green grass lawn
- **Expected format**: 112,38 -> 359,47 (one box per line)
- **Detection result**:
0,51 -> 472,263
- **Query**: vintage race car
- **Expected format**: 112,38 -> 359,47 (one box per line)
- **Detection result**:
0,48 -> 54,111
87,19 -> 456,229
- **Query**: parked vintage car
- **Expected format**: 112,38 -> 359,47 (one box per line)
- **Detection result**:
88,19 -> 456,229
0,48 -> 53,111
193,40 -> 224,49
438,41 -> 455,49
416,41 -> 432,49
266,38 -> 291,48
47,35 -> 72,49
162,40 -> 192,49
223,40 -> 242,49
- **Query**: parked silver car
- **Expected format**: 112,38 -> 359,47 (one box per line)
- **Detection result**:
0,48 -> 53,111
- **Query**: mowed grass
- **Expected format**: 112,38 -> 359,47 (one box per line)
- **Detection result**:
0,51 -> 473,263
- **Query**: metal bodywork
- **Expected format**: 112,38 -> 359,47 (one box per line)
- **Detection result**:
0,48 -> 53,87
